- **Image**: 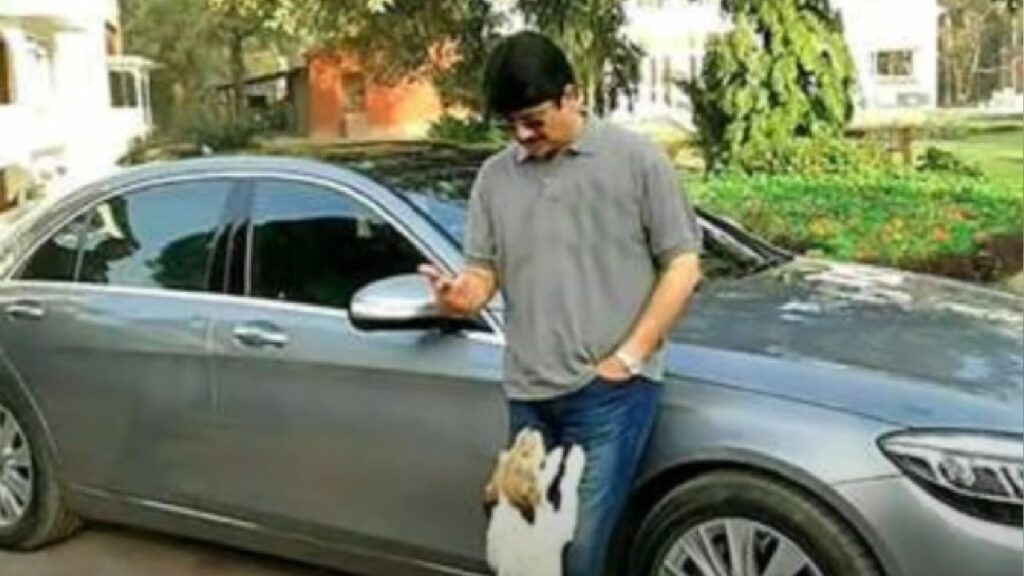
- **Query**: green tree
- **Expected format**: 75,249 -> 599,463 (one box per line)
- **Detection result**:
206,0 -> 302,118
306,0 -> 505,109
123,0 -> 395,127
122,0 -> 223,127
515,0 -> 643,115
938,0 -> 1022,105
308,0 -> 644,114
685,0 -> 856,173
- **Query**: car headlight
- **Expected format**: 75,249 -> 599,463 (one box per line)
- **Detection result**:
879,430 -> 1023,527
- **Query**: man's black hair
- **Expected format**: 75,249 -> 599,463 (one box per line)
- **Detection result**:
483,31 -> 576,117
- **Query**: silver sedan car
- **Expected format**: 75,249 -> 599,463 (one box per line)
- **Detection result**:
0,151 -> 1021,576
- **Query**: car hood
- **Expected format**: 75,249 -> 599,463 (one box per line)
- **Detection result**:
668,258 -> 1023,431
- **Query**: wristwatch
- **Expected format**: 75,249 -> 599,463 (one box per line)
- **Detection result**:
614,349 -> 644,376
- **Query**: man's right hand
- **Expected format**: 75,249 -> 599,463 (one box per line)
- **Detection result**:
418,263 -> 497,317
419,263 -> 456,296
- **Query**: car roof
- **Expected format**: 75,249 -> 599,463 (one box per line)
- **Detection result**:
94,155 -> 356,191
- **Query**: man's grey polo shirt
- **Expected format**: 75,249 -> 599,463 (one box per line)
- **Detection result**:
464,118 -> 701,400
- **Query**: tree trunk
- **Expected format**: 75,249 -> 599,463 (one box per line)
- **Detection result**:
593,65 -> 607,116
229,33 -> 246,120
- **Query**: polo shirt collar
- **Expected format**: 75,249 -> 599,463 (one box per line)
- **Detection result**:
514,115 -> 600,164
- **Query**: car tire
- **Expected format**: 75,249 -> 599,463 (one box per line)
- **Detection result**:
628,470 -> 880,576
0,381 -> 80,550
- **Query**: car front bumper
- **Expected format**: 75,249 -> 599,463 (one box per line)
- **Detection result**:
837,476 -> 1023,576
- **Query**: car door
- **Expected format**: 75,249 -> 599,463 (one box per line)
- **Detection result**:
0,178 -> 236,502
205,176 -> 507,570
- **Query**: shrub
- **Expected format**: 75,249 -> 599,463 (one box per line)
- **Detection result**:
915,117 -> 1024,140
184,113 -> 262,152
688,172 -> 1022,279
717,135 -> 898,177
916,146 -> 985,178
164,106 -> 263,152
427,114 -> 503,145
684,0 -> 856,172
916,118 -> 972,140
116,134 -> 206,166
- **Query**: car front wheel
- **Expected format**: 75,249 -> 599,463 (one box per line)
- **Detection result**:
629,470 -> 880,576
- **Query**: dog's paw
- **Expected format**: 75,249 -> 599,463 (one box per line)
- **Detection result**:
539,446 -> 565,489
563,445 -> 586,484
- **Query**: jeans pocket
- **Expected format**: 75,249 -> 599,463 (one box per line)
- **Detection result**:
591,374 -> 634,388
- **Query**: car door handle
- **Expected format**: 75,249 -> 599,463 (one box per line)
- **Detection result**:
4,301 -> 45,321
232,322 -> 289,348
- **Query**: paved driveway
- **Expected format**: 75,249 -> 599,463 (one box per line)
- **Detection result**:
0,525 -> 342,576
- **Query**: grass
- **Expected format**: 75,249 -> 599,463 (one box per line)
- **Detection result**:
918,129 -> 1024,193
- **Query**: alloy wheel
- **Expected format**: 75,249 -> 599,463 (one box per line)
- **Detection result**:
658,517 -> 823,576
0,403 -> 33,529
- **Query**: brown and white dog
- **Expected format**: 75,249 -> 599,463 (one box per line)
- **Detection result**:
483,428 -> 586,576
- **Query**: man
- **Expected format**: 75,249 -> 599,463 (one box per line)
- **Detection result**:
420,31 -> 702,576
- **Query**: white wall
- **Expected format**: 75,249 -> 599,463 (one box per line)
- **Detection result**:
54,19 -> 122,188
835,0 -> 940,112
616,0 -> 730,126
0,27 -> 65,169
0,0 -> 152,206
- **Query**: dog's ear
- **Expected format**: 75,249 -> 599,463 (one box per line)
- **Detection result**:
511,479 -> 541,525
483,481 -> 499,512
482,498 -> 497,520
511,496 -> 537,525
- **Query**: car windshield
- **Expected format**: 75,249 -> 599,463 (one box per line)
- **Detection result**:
324,142 -> 490,247
312,142 -> 787,280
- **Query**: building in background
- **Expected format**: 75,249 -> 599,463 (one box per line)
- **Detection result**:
0,0 -> 153,215
215,50 -> 445,141
616,0 -> 942,128
173,0 -> 956,144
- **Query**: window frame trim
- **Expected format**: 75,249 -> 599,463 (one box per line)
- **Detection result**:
236,174 -> 486,320
873,49 -> 915,79
13,175 -> 244,292
0,33 -> 14,105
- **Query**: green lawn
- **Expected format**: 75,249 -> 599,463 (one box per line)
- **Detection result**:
918,129 -> 1024,193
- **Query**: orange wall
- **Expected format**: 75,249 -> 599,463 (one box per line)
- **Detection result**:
308,53 -> 347,138
307,52 -> 443,139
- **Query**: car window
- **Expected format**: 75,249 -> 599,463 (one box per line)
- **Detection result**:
249,179 -> 424,311
17,215 -> 90,282
76,180 -> 232,291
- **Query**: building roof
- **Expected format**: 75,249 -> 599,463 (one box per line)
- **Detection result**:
0,0 -> 108,31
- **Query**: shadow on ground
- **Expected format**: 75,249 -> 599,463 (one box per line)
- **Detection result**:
0,525 -> 343,576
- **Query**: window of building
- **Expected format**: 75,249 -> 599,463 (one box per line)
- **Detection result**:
649,57 -> 658,103
105,22 -> 120,56
24,37 -> 53,107
662,55 -> 674,105
109,70 -> 138,108
874,50 -> 914,78
342,73 -> 367,111
0,37 -> 13,104
0,169 -> 11,213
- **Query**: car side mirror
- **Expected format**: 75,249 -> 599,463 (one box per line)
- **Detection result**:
350,274 -> 486,332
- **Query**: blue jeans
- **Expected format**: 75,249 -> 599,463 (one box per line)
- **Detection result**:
508,375 -> 661,576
